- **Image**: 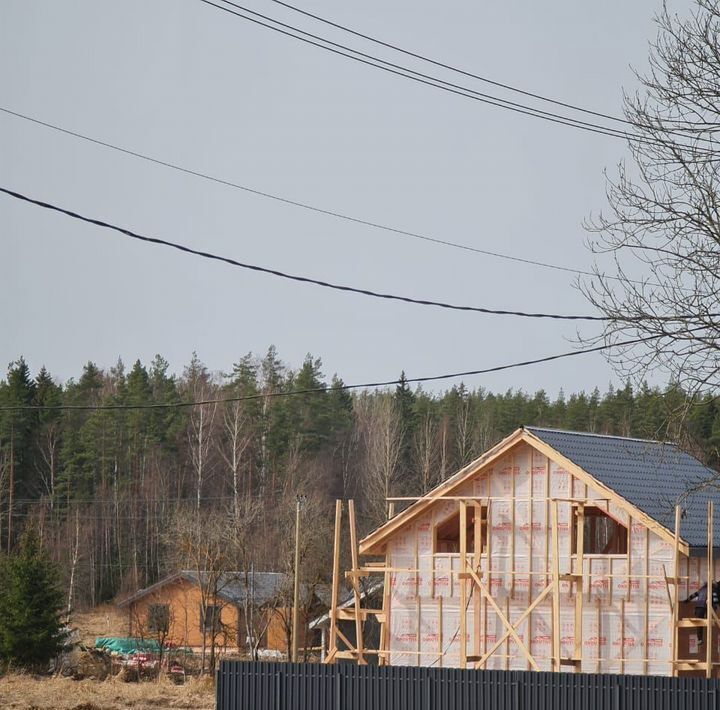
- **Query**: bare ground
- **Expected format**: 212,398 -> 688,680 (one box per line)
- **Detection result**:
0,674 -> 215,710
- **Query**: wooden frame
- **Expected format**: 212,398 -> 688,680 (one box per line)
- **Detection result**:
331,430 -> 716,676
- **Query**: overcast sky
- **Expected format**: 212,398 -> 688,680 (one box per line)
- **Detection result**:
0,0 -> 690,395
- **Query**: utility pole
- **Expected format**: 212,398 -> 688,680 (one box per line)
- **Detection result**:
291,495 -> 305,663
7,425 -> 14,554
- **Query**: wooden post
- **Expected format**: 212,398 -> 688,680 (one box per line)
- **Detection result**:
706,500 -> 714,679
671,504 -> 681,677
551,500 -> 561,672
348,500 -> 366,664
459,500 -> 468,669
574,503 -> 585,668
325,500 -> 343,664
473,501 -> 482,661
643,527 -> 650,675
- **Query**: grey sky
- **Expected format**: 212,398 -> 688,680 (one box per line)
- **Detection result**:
0,0 -> 688,395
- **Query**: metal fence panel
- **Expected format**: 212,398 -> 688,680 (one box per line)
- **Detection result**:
216,661 -> 720,710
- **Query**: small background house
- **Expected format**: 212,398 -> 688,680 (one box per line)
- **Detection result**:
119,570 -> 329,657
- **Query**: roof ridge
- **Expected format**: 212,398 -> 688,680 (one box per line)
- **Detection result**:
525,425 -> 677,447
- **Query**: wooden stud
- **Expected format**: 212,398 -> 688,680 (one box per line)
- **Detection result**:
505,596 -> 511,670
348,500 -> 366,664
485,500 -> 492,662
545,456 -> 551,588
671,504 -> 681,677
551,500 -> 561,673
473,502 -> 482,661
643,526 -> 649,676
416,593 -> 422,668
706,500 -> 714,679
325,499 -> 343,665
510,453 -> 516,599
595,598 -> 601,674
459,500 -> 468,669
620,598 -> 625,675
574,503 -> 585,669
626,515 -> 633,603
438,595 -> 443,668
528,449 -> 534,671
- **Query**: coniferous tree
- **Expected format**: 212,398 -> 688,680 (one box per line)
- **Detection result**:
0,526 -> 66,670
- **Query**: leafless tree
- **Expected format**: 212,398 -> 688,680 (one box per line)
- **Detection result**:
35,421 -> 60,508
356,394 -> 405,526
183,354 -> 218,511
414,412 -> 440,493
583,1 -> 720,401
218,400 -> 254,519
169,509 -> 233,673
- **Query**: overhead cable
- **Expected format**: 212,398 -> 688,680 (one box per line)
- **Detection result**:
199,0 -> 715,156
0,186 -> 608,321
0,105 -> 637,284
269,0 -> 717,145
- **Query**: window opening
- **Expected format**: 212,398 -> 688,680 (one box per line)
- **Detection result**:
573,505 -> 628,555
147,603 -> 170,633
434,505 -> 487,554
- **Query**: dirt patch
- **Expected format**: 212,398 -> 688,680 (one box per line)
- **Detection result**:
0,674 -> 214,710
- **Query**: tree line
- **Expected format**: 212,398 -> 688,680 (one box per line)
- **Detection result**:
1,348 -> 719,612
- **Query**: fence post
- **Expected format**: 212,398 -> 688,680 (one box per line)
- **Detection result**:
335,666 -> 342,710
275,669 -> 282,710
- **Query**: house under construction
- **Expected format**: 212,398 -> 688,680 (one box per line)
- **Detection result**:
325,426 -> 720,677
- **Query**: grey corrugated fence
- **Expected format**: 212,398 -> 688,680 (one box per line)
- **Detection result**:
216,661 -> 720,710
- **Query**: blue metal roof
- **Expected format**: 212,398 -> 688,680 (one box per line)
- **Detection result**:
525,426 -> 720,550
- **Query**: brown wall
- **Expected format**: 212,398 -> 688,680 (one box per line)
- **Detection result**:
127,577 -> 241,651
125,578 -> 316,653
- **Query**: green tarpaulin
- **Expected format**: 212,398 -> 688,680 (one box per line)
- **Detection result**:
95,637 -> 161,655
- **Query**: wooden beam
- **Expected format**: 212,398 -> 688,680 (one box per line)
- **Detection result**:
459,500 -> 468,669
325,500 -> 343,665
551,500 -> 561,673
475,581 -> 554,669
348,500 -> 367,665
707,500 -> 714,679
574,503 -> 585,668
465,568 -> 540,672
671,505 -> 681,677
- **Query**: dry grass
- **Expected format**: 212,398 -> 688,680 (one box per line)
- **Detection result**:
0,673 -> 215,710
72,605 -> 128,647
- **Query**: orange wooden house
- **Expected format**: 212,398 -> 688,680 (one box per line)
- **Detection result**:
118,571 -> 328,655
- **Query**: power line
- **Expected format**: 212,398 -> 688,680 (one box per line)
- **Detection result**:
0,186 -> 607,321
269,0 -> 717,146
0,332 -> 666,412
199,0 -> 716,156
0,105 -> 635,284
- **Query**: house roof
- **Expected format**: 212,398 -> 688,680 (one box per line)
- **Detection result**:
118,570 -> 330,608
308,580 -> 384,629
525,426 -> 720,550
359,426 -> 720,554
